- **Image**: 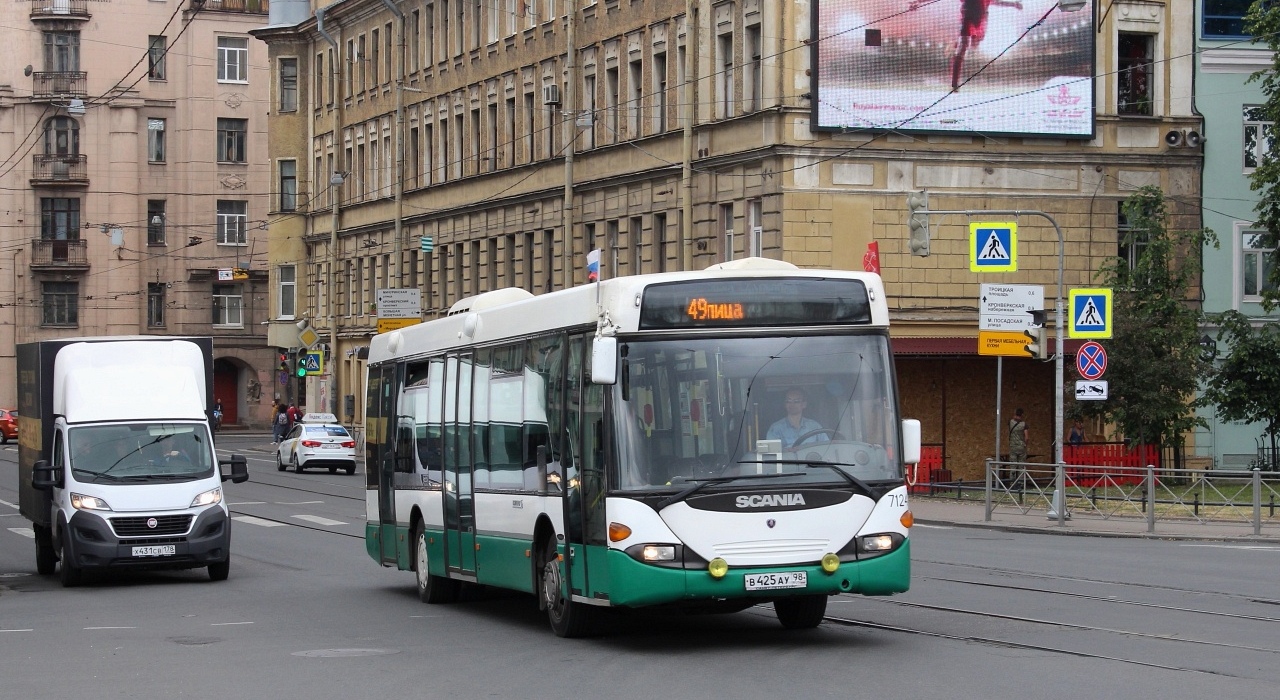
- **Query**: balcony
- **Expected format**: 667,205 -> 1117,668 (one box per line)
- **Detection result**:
199,0 -> 270,13
30,154 -> 88,186
31,71 -> 87,100
30,239 -> 90,271
30,0 -> 92,20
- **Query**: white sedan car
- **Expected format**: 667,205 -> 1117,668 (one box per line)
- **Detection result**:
276,414 -> 357,475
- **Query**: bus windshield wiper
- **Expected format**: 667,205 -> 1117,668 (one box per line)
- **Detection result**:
742,459 -> 887,500
657,472 -> 801,510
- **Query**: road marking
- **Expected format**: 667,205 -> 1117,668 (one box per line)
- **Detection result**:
227,501 -> 266,505
277,501 -> 324,505
232,515 -> 288,528
0,498 -> 19,509
7,527 -> 34,538
85,627 -> 136,630
292,514 -> 346,526
210,621 -> 255,626
1181,544 -> 1280,551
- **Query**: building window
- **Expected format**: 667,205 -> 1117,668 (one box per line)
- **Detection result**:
43,31 -> 79,72
42,282 -> 78,326
40,197 -> 80,240
371,29 -> 381,88
315,52 -> 325,106
279,57 -> 298,112
217,118 -> 247,163
279,265 -> 297,319
628,59 -> 642,138
1117,33 -> 1154,117
630,215 -> 643,274
148,36 -> 167,81
147,118 -> 165,162
1117,202 -> 1149,271
654,50 -> 667,132
212,284 -> 243,327
279,160 -> 297,212
748,198 -> 763,257
147,283 -> 166,327
653,212 -> 667,272
746,24 -> 762,112
43,116 -> 79,155
1244,105 -> 1273,171
216,200 -> 248,245
606,66 -> 619,144
1242,231 -> 1276,301
217,37 -> 248,82
147,200 -> 166,245
721,203 -> 735,260
716,30 -> 734,119
1203,0 -> 1254,38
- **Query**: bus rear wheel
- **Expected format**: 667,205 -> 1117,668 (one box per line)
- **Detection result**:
414,522 -> 458,604
774,594 -> 828,629
540,539 -> 596,638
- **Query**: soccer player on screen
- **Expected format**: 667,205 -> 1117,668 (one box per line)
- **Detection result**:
912,0 -> 1024,91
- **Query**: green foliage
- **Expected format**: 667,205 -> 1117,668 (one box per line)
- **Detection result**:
1080,187 -> 1215,451
1203,310 -> 1280,451
1243,4 -> 1280,311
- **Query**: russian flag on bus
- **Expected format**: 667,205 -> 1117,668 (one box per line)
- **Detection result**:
586,249 -> 601,282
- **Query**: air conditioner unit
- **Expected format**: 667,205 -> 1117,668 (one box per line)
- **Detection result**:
542,84 -> 561,106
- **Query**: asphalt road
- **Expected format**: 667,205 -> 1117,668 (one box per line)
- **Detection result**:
2,434 -> 1278,700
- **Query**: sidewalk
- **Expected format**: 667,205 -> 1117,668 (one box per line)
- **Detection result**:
911,496 -> 1280,542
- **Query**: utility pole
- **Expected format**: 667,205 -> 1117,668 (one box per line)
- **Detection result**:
317,6 -> 343,418
381,0 -> 405,287
680,0 -> 695,271
563,1 -> 577,290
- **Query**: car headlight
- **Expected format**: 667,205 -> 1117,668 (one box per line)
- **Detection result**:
70,492 -> 112,512
190,487 -> 223,508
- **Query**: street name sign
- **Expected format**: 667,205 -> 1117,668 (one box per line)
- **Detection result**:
376,288 -> 421,318
978,330 -> 1033,356
979,283 -> 1044,331
969,222 -> 1018,272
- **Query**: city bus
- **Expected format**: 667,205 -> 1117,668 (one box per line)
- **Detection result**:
363,258 -> 920,636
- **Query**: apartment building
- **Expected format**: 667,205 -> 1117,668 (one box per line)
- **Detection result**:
254,0 -> 1203,476
0,0 -> 277,427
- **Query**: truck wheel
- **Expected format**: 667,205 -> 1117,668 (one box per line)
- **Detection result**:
773,594 -> 828,629
208,558 -> 230,581
35,526 -> 57,576
59,534 -> 82,588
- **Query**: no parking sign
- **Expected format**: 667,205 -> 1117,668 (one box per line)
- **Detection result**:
1076,341 -> 1107,380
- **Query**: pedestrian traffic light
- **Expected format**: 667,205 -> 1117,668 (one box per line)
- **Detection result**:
907,190 -> 930,257
1023,327 -> 1048,360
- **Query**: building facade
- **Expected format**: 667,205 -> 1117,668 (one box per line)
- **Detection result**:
0,0 -> 277,427
254,0 -> 1204,477
1193,2 -> 1279,469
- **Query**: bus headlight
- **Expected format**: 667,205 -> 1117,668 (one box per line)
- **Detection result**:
642,545 -> 676,561
70,493 -> 112,512
859,534 -> 895,552
708,557 -> 729,579
820,553 -> 840,573
191,487 -> 223,508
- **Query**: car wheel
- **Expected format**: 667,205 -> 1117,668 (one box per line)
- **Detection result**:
773,594 -> 828,630
293,455 -> 304,474
208,557 -> 230,582
328,466 -> 338,474
346,464 -> 356,475
276,452 -> 286,472
1,433 -> 8,444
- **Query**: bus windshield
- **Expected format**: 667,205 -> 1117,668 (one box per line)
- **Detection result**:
613,334 -> 902,491
69,423 -> 214,483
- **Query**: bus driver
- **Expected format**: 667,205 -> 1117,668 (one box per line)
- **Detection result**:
766,389 -> 830,450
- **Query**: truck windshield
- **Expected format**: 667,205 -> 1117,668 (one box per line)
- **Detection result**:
69,423 -> 214,482
612,333 -> 903,491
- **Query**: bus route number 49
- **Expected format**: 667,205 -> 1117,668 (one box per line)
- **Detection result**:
745,571 -> 807,591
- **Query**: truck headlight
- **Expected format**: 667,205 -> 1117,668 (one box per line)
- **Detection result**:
191,487 -> 223,508
70,492 -> 112,512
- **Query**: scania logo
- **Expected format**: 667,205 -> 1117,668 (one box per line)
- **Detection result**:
735,494 -> 806,508
767,519 -> 776,528
146,518 -> 158,529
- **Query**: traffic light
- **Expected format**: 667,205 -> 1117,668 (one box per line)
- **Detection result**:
1023,309 -> 1048,359
907,190 -> 930,257
277,352 -> 289,374
295,354 -> 308,378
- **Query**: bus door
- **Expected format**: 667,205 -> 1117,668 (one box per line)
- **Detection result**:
443,354 -> 477,575
368,363 -> 399,565
563,336 -> 611,601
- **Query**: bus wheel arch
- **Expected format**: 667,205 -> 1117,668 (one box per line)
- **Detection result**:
412,513 -> 458,604
532,516 -> 557,609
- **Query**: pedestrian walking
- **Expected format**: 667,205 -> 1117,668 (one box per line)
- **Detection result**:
272,404 -> 289,443
1008,407 -> 1029,464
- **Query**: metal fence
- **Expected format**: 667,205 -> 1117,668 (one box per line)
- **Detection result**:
931,460 -> 1280,535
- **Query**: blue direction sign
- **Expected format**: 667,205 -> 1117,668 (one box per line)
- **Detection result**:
1075,341 -> 1107,380
1069,288 -> 1112,338
969,222 -> 1017,272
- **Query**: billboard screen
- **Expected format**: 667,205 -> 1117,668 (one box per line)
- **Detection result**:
813,0 -> 1095,138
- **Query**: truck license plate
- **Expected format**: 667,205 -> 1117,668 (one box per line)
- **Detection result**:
744,571 -> 806,591
132,545 -> 176,557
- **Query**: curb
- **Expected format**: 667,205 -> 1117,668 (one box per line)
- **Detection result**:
915,517 -> 1280,544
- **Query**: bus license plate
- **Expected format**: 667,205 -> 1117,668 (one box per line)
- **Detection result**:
132,545 -> 176,557
744,571 -> 806,591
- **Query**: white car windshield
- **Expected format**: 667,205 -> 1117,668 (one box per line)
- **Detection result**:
69,423 -> 214,483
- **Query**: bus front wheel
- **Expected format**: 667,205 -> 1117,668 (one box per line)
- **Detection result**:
540,538 -> 596,638
414,522 -> 458,604
774,594 -> 828,629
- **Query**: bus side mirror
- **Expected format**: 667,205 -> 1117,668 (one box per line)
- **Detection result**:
220,454 -> 249,483
31,460 -> 61,490
591,336 -> 617,385
901,419 -> 921,466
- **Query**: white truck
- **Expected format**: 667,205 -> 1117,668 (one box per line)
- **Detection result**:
17,337 -> 248,586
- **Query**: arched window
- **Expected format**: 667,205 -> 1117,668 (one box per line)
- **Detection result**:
44,116 -> 79,156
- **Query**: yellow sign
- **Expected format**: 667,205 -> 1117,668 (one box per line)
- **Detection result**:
377,317 -> 422,334
978,330 -> 1031,357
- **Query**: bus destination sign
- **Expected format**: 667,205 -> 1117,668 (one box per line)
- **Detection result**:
640,278 -> 871,329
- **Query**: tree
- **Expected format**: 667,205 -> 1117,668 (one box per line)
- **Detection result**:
1243,4 -> 1280,311
1079,187 -> 1215,463
1203,310 -> 1280,469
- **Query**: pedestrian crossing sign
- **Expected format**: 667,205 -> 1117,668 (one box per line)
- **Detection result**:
1069,288 -> 1112,339
969,222 -> 1017,272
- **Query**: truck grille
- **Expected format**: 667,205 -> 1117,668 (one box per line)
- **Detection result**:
110,514 -> 193,537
